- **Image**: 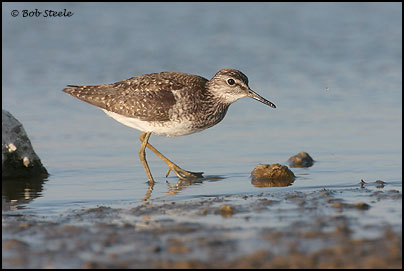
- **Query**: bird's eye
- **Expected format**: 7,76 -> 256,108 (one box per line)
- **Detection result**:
227,78 -> 235,86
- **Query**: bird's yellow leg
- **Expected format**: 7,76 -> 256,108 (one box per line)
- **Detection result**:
138,132 -> 154,183
139,133 -> 203,180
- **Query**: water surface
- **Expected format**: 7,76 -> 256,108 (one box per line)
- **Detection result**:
2,3 -> 402,229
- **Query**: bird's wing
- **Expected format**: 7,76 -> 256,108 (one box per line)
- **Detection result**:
62,72 -> 207,121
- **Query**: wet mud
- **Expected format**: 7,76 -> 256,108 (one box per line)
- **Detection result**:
2,187 -> 402,268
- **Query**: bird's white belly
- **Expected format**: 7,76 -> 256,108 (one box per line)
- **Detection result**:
102,110 -> 202,137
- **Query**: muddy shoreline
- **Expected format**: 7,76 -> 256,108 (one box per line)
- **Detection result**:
2,187 -> 402,268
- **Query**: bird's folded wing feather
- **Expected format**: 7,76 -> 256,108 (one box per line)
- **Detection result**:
62,72 -> 207,121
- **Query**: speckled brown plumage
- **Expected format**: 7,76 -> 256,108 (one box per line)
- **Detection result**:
62,68 -> 275,137
63,72 -> 209,122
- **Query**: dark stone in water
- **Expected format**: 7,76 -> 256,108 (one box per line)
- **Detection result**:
287,152 -> 314,168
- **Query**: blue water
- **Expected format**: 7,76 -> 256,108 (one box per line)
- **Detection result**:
2,3 -> 402,217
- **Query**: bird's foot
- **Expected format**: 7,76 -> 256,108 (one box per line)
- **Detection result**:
165,165 -> 204,180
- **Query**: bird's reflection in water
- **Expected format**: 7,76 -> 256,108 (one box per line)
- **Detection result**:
142,175 -> 225,201
142,181 -> 155,202
166,178 -> 204,195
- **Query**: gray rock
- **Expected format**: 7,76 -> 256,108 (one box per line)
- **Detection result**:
2,110 -> 48,179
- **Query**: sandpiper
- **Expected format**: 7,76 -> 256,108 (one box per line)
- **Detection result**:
62,68 -> 276,183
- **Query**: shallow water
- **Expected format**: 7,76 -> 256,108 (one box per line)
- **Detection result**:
2,2 -> 402,233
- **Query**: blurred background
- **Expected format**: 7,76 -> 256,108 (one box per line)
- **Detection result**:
2,3 -> 402,212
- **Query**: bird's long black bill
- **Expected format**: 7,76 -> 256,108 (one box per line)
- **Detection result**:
247,89 -> 276,108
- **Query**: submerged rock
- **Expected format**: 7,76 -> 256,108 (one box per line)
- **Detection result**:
217,204 -> 235,218
287,152 -> 314,168
2,110 -> 48,179
251,163 -> 295,187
